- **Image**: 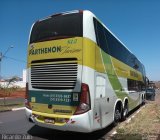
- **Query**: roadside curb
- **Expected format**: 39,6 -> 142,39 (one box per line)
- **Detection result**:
0,107 -> 25,113
12,107 -> 25,111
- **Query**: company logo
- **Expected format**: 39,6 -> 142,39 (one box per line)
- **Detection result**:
29,46 -> 61,55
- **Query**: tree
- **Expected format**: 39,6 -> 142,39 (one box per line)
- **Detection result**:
2,76 -> 18,105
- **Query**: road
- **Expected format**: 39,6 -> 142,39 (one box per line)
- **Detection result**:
2,90 -> 158,140
0,109 -> 114,140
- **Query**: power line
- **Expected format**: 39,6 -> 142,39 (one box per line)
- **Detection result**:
0,46 -> 14,81
2,45 -> 14,57
4,56 -> 26,63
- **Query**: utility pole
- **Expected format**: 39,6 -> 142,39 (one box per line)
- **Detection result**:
0,46 -> 14,84
0,52 -> 2,83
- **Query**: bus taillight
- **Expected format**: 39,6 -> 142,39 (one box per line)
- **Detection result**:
74,83 -> 91,115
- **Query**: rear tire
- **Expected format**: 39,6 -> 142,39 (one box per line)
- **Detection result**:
121,104 -> 128,121
142,95 -> 145,105
113,106 -> 121,126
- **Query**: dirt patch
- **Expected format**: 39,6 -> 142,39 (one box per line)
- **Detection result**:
0,88 -> 25,98
113,90 -> 160,139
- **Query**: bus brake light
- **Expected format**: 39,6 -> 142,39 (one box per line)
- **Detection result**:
74,83 -> 91,115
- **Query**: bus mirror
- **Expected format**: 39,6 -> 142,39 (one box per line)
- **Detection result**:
145,77 -> 149,86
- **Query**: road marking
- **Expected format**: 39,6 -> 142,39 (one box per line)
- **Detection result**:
126,118 -> 131,123
12,107 -> 25,111
137,110 -> 140,113
111,131 -> 117,135
131,115 -> 135,119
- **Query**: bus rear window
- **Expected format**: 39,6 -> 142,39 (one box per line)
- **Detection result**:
30,13 -> 83,43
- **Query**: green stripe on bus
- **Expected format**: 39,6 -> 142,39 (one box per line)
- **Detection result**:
101,50 -> 139,109
101,50 -> 126,98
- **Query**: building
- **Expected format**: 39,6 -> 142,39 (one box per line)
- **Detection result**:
0,69 -> 26,88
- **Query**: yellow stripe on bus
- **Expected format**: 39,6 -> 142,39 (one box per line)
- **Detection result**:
27,37 -> 143,81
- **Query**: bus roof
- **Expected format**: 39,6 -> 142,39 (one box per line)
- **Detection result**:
33,10 -> 143,65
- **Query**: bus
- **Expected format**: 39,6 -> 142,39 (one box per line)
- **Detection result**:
25,10 -> 147,132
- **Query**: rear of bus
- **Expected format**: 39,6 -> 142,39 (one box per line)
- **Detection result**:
25,10 -> 94,132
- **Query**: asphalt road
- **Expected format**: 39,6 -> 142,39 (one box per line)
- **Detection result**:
2,90 -> 156,140
0,110 -> 114,140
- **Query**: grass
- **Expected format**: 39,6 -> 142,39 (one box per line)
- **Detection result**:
0,103 -> 24,112
0,86 -> 25,112
0,87 -> 25,112
113,101 -> 160,140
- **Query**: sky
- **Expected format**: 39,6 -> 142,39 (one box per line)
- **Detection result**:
0,0 -> 160,81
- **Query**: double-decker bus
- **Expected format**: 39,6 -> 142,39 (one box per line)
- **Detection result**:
25,10 -> 147,132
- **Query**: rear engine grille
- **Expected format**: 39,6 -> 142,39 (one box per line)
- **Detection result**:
31,58 -> 78,90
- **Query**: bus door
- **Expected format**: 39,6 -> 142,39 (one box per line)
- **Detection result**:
95,74 -> 110,128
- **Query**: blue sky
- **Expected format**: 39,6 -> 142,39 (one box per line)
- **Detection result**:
0,0 -> 160,81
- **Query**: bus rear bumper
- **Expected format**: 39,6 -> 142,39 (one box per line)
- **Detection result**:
33,112 -> 92,133
25,107 -> 35,123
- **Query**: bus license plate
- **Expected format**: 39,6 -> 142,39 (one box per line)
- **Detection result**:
44,118 -> 55,124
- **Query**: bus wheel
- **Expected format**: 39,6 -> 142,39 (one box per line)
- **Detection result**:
113,107 -> 121,126
141,95 -> 145,105
121,104 -> 128,121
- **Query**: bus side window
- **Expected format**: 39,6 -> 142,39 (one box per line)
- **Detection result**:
96,76 -> 106,98
93,18 -> 108,53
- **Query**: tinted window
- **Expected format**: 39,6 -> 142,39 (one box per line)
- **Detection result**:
30,13 -> 83,43
94,18 -> 108,52
128,79 -> 145,91
93,18 -> 145,75
146,89 -> 155,92
104,29 -> 129,64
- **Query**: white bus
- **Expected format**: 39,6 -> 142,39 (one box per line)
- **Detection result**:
25,10 -> 147,132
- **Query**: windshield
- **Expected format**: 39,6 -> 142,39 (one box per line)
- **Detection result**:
146,88 -> 155,92
30,13 -> 83,43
